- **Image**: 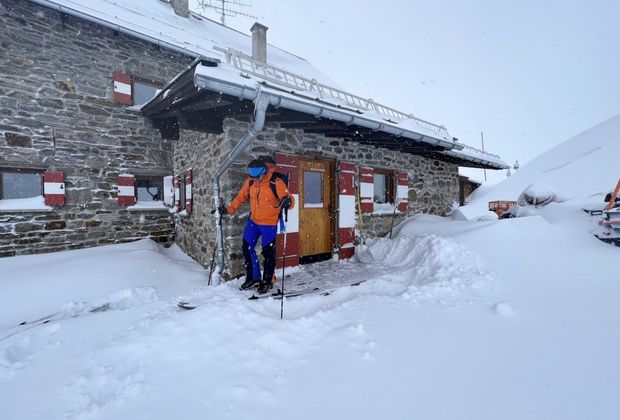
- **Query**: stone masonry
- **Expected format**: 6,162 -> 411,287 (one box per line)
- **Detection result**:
0,0 -> 193,257
0,0 -> 459,271
174,118 -> 459,278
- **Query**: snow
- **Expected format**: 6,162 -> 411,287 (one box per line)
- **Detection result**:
446,143 -> 508,169
372,202 -> 398,215
505,182 -> 565,218
0,195 -> 52,211
33,0 -> 339,87
462,113 -> 620,219
128,201 -> 168,210
39,0 -> 504,168
192,62 -> 507,169
517,182 -> 565,206
2,114 -> 620,419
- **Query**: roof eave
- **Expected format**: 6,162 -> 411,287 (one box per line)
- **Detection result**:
192,66 -> 457,151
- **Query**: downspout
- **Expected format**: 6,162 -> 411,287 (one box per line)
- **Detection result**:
211,93 -> 270,285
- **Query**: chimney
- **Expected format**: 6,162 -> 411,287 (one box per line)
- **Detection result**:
171,0 -> 189,18
250,22 -> 268,64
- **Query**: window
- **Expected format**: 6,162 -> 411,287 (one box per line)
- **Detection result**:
0,169 -> 42,199
373,169 -> 394,204
136,176 -> 163,202
303,170 -> 323,207
133,79 -> 160,106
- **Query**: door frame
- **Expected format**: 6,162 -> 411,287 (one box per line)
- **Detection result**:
297,155 -> 336,263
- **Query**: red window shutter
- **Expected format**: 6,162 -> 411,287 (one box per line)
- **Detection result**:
185,169 -> 193,215
359,167 -> 374,213
396,171 -> 409,212
117,174 -> 135,206
113,71 -> 133,105
275,152 -> 300,269
43,171 -> 65,206
338,161 -> 356,259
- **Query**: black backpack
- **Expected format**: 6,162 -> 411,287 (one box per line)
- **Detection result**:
249,172 -> 289,201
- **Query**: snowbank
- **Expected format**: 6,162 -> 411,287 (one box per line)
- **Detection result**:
0,212 -> 619,419
505,182 -> 565,218
463,113 -> 620,217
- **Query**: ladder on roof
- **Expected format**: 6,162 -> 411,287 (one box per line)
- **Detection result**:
213,46 -> 450,139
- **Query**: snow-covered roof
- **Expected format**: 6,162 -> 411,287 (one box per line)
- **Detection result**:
29,0 -> 338,86
31,0 -> 508,169
445,144 -> 506,169
188,61 -> 509,169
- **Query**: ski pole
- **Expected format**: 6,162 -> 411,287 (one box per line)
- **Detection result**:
207,241 -> 217,285
280,206 -> 288,320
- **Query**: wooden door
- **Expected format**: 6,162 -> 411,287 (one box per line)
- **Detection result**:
299,158 -> 334,259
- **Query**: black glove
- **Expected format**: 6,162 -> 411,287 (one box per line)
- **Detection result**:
280,196 -> 292,209
211,205 -> 228,215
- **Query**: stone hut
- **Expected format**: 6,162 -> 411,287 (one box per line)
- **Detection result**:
0,0 -> 507,279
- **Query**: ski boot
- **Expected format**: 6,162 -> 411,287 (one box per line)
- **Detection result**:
257,279 -> 274,294
240,279 -> 259,291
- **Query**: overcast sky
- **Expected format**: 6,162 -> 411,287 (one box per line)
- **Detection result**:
191,0 -> 620,183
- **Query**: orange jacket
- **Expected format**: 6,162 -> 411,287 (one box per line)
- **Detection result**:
227,164 -> 295,226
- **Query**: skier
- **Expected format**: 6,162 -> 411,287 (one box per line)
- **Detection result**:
217,157 -> 294,294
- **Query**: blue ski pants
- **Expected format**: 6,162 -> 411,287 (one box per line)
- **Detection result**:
242,219 -> 277,283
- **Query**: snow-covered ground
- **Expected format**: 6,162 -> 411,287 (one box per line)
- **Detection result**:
1,115 -> 619,419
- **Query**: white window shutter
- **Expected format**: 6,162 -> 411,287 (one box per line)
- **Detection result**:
184,169 -> 193,215
396,172 -> 409,212
174,174 -> 181,210
359,167 -> 374,213
163,175 -> 174,207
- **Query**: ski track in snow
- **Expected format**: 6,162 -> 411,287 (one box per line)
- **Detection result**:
0,234 -> 495,419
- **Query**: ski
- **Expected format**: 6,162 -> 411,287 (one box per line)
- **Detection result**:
248,280 -> 367,301
178,279 -> 368,309
17,302 -> 110,327
3,303 -> 112,343
177,301 -> 197,310
248,287 -> 321,301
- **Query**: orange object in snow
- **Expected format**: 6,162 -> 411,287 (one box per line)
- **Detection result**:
606,179 -> 620,211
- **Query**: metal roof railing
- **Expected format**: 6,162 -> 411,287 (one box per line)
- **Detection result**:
214,46 -> 450,139
457,143 -> 503,160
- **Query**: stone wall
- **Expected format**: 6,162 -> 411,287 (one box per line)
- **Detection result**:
174,118 -> 459,278
0,0 -> 459,264
0,0 -> 193,257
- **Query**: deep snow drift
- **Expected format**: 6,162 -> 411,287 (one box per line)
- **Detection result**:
462,113 -> 620,218
1,114 -> 620,419
2,215 -> 619,420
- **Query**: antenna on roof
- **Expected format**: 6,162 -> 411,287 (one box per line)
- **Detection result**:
195,0 -> 256,26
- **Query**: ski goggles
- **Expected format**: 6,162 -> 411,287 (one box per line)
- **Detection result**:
248,167 -> 267,177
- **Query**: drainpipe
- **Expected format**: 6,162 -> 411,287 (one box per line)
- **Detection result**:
211,94 -> 270,285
